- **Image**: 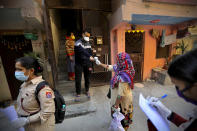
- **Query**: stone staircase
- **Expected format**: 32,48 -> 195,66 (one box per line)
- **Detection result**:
56,31 -> 96,119
57,35 -> 67,81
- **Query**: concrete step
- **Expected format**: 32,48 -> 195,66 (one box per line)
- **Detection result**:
57,80 -> 74,87
57,76 -> 96,119
57,71 -> 67,75
58,61 -> 67,67
58,64 -> 67,69
58,68 -> 67,72
58,73 -> 67,77
64,100 -> 96,119
58,66 -> 67,71
58,75 -> 67,80
58,73 -> 67,78
58,79 -> 71,83
57,80 -> 89,105
58,72 -> 67,76
63,93 -> 90,105
58,75 -> 67,81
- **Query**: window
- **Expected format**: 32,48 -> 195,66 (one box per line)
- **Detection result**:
156,39 -> 170,58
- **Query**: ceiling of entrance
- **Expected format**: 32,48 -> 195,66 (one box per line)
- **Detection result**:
130,14 -> 197,25
0,8 -> 43,30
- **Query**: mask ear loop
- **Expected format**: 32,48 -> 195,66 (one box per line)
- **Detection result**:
26,68 -> 34,80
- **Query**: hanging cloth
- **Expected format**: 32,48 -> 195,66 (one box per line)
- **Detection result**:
160,29 -> 166,47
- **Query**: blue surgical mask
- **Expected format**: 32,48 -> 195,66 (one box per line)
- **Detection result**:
15,71 -> 29,81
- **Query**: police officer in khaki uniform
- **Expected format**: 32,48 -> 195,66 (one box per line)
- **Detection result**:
11,56 -> 55,131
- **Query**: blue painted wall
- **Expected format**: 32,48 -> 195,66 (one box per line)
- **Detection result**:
130,14 -> 197,25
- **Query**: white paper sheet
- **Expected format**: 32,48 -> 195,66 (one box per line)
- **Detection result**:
139,93 -> 170,131
0,106 -> 25,131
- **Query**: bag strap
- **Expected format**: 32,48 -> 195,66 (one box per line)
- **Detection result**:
35,81 -> 49,105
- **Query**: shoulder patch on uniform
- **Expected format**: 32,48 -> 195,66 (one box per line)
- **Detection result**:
46,92 -> 52,98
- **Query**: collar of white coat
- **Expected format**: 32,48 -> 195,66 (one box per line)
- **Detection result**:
30,76 -> 43,85
75,40 -> 91,49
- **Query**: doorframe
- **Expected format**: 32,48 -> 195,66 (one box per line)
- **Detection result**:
0,56 -> 12,101
141,32 -> 145,81
42,0 -> 58,88
124,31 -> 145,82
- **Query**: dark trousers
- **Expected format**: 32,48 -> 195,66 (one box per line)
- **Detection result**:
75,64 -> 91,95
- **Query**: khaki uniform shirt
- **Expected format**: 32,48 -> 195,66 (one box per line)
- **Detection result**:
17,76 -> 55,131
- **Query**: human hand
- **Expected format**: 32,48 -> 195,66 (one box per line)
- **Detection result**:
147,97 -> 172,118
90,56 -> 94,61
94,57 -> 101,65
11,117 -> 29,129
94,57 -> 98,61
96,60 -> 101,65
115,107 -> 120,112
70,56 -> 73,61
146,96 -> 159,103
112,105 -> 119,112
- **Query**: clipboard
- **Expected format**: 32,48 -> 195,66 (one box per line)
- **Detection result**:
139,93 -> 170,131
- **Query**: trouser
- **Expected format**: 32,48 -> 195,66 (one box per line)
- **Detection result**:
67,55 -> 75,80
75,64 -> 91,94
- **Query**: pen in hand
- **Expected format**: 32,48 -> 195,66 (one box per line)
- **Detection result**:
158,94 -> 168,101
147,94 -> 168,103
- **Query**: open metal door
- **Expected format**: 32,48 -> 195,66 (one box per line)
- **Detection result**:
125,32 -> 144,82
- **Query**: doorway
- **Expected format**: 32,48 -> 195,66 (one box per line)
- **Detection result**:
52,9 -> 111,84
125,32 -> 144,82
59,9 -> 83,39
50,9 -> 83,81
0,34 -> 33,100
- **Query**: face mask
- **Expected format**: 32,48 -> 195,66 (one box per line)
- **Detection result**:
15,71 -> 29,81
84,37 -> 89,42
175,86 -> 197,105
71,35 -> 75,40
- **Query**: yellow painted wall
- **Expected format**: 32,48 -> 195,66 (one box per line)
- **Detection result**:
176,36 -> 197,54
0,57 -> 12,101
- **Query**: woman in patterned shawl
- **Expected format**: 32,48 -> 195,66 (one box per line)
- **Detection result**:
95,52 -> 135,130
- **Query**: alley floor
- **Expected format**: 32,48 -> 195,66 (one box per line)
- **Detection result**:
56,81 -> 196,131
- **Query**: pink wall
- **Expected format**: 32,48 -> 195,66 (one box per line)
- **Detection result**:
110,22 -> 128,65
110,22 -> 177,80
141,25 -> 176,80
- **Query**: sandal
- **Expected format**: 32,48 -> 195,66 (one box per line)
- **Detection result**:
74,94 -> 81,102
85,92 -> 91,98
75,94 -> 80,97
